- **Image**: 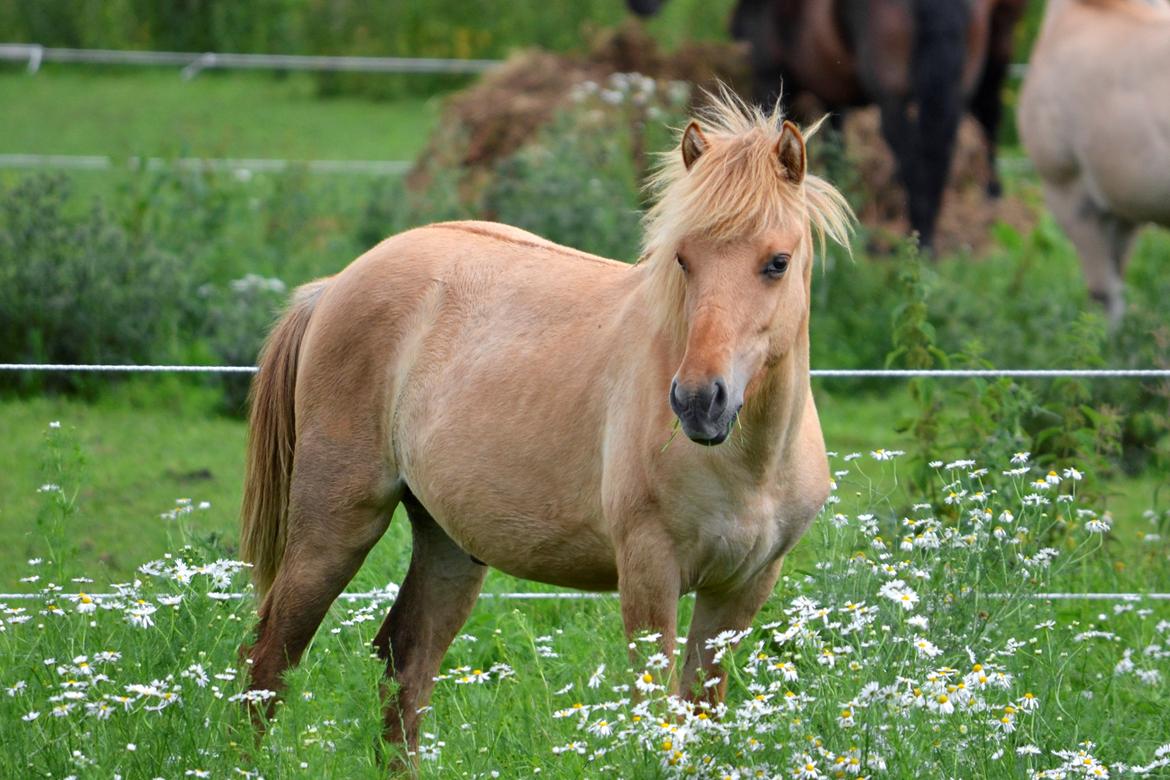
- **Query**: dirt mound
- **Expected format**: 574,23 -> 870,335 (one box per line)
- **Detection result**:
408,21 -> 749,188
410,22 -> 1036,254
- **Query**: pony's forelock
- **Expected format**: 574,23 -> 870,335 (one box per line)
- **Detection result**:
640,88 -> 853,333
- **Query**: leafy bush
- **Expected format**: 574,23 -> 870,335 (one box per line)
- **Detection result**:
0,169 -> 380,409
0,176 -> 192,395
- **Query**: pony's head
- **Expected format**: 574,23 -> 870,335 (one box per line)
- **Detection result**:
642,91 -> 852,445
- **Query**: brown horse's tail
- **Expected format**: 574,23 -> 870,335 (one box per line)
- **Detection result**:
240,279 -> 328,602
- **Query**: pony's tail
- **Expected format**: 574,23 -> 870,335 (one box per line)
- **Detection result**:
240,279 -> 328,602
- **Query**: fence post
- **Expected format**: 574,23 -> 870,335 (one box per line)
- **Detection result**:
181,52 -> 217,81
27,44 -> 44,73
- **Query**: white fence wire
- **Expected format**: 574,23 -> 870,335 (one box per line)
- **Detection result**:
3,364 -> 1169,379
1,590 -> 1168,603
1,360 -> 1166,604
0,151 -> 1042,177
2,43 -> 1025,80
0,43 -> 499,78
0,153 -> 410,176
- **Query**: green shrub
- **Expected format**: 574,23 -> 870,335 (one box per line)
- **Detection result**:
0,168 -> 399,409
0,175 -> 192,395
483,109 -> 645,260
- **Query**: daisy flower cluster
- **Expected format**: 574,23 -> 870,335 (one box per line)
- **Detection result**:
520,450 -> 1170,778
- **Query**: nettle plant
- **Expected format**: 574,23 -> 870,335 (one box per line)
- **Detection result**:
884,240 -> 1125,509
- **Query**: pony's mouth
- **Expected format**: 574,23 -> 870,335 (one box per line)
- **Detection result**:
679,408 -> 740,447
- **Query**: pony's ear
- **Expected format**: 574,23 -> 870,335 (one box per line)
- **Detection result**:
776,120 -> 806,184
681,121 -> 708,171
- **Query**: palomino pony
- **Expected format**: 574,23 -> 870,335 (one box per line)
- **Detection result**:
240,92 -> 852,756
629,0 -> 1026,250
1019,0 -> 1170,326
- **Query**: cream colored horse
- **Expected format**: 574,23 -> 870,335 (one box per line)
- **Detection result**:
239,92 -> 851,757
1019,0 -> 1170,325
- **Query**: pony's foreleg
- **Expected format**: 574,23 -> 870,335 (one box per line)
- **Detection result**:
374,498 -> 486,759
617,529 -> 681,683
680,557 -> 783,706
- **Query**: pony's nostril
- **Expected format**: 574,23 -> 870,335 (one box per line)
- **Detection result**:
669,379 -> 684,412
710,377 -> 728,415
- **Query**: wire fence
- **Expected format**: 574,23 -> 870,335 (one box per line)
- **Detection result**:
3,363 -> 1170,379
1,590 -> 1167,603
0,43 -> 499,79
2,360 -> 1165,605
0,153 -> 410,177
0,151 -> 1042,177
3,43 -> 1025,80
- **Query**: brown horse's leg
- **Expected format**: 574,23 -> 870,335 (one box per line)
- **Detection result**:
247,447 -> 394,700
373,497 -> 486,757
617,530 -> 681,682
680,557 -> 784,705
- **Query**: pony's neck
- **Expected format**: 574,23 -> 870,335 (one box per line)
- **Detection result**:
733,330 -> 812,478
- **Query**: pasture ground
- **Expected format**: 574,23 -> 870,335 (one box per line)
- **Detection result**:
2,388 -> 1167,589
0,68 -> 439,161
1,425 -> 1167,778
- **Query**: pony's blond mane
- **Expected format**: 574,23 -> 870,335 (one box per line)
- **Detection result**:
640,89 -> 853,335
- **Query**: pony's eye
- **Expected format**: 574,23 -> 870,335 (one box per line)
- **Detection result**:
764,252 -> 791,279
676,254 -> 688,272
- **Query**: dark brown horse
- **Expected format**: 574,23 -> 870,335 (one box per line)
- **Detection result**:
630,0 -> 1026,250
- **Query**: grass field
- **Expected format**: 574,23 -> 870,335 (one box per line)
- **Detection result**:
2,432 -> 1167,778
1,387 -> 912,584
0,68 -> 439,161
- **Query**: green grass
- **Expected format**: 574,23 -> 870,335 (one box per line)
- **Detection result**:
0,388 -> 245,581
0,68 -> 438,160
1,427 -> 1167,778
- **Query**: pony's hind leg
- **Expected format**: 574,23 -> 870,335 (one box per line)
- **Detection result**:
373,495 -> 486,755
247,445 -> 396,698
1043,180 -> 1135,328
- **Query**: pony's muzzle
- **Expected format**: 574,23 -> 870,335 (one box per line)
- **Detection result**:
670,376 -> 736,445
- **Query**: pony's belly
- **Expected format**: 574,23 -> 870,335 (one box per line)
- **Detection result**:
423,501 -> 619,592
485,549 -> 619,592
